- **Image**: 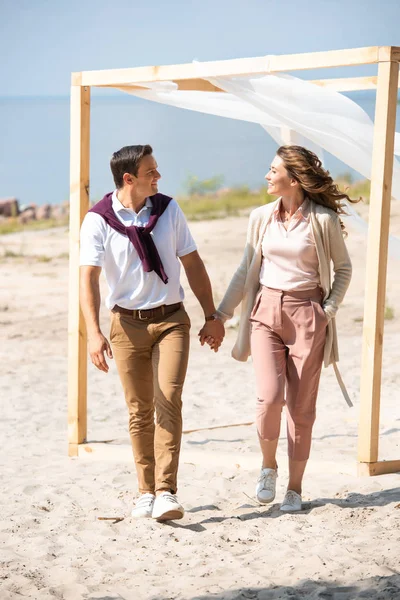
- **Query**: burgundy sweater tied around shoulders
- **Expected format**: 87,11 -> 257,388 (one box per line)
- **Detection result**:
89,192 -> 172,284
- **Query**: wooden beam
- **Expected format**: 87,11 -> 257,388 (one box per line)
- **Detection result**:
71,72 -> 82,86
68,84 -> 90,452
80,46 -> 383,87
358,60 -> 399,465
99,79 -> 223,92
269,46 -> 382,73
103,73 -> 400,94
174,79 -> 222,92
75,442 -> 354,474
358,460 -> 400,476
75,443 -> 259,466
379,46 -> 400,62
312,75 -> 381,92
81,56 -> 272,87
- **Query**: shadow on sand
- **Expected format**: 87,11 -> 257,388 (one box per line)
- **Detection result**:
149,574 -> 400,599
159,487 -> 400,530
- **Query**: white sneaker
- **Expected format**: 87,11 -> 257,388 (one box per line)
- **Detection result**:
255,467 -> 278,504
280,490 -> 302,512
152,492 -> 185,522
131,493 -> 155,518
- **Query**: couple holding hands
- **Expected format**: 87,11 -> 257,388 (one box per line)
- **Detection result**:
80,143 -> 353,522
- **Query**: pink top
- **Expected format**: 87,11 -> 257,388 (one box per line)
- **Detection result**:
259,198 -> 320,291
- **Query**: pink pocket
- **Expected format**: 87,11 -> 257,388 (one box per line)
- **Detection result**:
312,300 -> 328,327
250,290 -> 263,320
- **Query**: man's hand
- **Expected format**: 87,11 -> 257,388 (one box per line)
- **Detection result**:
80,266 -> 111,370
198,319 -> 225,352
88,332 -> 113,373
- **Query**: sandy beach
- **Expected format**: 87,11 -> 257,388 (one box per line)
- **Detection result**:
1,203 -> 400,600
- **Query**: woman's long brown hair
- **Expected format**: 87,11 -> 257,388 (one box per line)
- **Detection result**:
277,145 -> 360,235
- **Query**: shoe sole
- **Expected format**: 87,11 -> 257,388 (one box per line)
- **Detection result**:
153,510 -> 184,522
256,495 -> 275,504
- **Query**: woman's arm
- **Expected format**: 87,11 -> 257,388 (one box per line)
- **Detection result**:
323,216 -> 352,320
216,210 -> 259,321
216,250 -> 250,321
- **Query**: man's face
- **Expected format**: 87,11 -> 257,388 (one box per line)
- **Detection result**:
132,154 -> 161,197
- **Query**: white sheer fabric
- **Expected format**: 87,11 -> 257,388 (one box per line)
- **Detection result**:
116,72 -> 400,258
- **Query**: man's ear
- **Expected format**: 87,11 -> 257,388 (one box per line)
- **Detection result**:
122,172 -> 136,186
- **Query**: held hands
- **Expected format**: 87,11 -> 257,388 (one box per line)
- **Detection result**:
198,317 -> 225,352
88,331 -> 113,373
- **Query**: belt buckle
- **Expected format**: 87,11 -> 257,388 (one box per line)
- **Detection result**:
138,309 -> 150,320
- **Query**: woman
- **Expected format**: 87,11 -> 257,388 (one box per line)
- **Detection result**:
212,145 -> 355,512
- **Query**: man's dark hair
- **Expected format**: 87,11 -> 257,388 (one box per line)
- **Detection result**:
110,145 -> 153,188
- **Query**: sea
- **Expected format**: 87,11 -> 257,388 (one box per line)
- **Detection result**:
0,90 -> 396,207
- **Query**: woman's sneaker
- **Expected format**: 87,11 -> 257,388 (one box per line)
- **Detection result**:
152,492 -> 185,522
131,493 -> 155,518
255,467 -> 277,504
280,490 -> 302,512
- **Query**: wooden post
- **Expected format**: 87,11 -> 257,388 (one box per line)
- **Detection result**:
68,83 -> 90,456
65,49 -> 400,470
280,126 -> 299,145
358,60 -> 399,470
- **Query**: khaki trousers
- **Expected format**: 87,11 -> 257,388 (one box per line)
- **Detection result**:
250,286 -> 327,461
110,305 -> 190,494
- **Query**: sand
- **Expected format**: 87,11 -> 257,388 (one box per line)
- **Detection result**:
1,203 -> 400,600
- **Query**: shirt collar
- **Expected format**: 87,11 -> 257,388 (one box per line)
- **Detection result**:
296,198 -> 310,221
112,190 -> 153,214
273,197 -> 310,222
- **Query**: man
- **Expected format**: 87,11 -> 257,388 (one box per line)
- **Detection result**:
80,145 -> 224,522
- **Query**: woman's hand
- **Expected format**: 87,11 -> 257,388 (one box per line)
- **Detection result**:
198,319 -> 225,352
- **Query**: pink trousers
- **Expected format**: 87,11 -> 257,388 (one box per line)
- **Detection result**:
250,286 -> 328,461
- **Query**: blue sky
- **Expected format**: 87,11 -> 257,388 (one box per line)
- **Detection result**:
1,0 -> 400,97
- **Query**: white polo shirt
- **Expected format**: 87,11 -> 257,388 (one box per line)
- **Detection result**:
80,191 -> 197,309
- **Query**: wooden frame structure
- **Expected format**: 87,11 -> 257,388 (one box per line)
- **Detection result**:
68,46 -> 400,476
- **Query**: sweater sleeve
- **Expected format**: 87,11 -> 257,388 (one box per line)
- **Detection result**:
323,216 -> 352,320
216,210 -> 258,321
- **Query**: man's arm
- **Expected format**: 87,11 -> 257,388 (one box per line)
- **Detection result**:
80,265 -> 113,372
179,250 -> 225,352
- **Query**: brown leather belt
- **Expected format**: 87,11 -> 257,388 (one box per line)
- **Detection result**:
112,302 -> 182,321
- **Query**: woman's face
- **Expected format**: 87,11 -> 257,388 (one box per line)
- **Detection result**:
265,155 -> 293,196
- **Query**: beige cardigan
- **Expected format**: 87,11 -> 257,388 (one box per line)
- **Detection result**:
217,199 -> 353,405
